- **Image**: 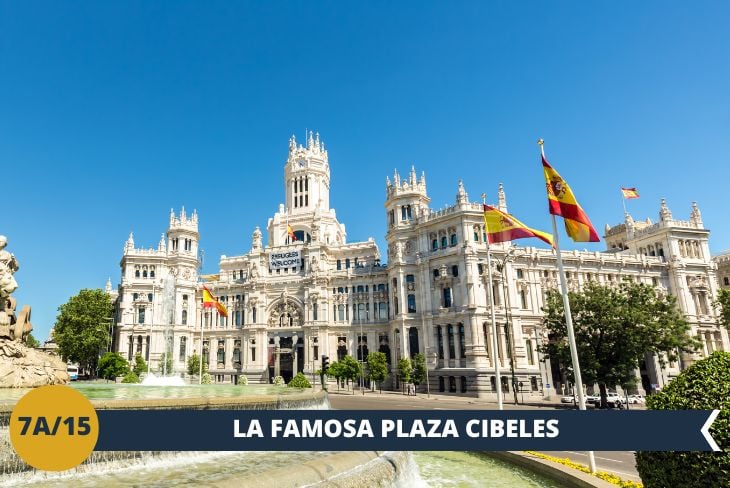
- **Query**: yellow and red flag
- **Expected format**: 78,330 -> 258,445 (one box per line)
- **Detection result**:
483,205 -> 554,247
621,187 -> 640,199
202,285 -> 228,317
542,154 -> 600,242
287,224 -> 297,241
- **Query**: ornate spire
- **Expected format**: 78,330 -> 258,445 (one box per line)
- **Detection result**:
125,232 -> 135,251
690,201 -> 703,227
307,130 -> 314,149
409,165 -> 417,186
289,135 -> 296,153
497,183 -> 507,212
315,132 -> 320,152
386,175 -> 391,188
659,198 -> 673,222
456,179 -> 468,204
158,233 -> 166,251
393,169 -> 400,187
169,208 -> 175,225
180,206 -> 186,221
252,226 -> 262,250
105,277 -> 112,294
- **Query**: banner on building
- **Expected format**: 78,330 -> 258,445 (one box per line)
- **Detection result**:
269,250 -> 301,270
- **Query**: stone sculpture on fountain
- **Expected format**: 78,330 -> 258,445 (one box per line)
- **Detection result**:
0,236 -> 68,387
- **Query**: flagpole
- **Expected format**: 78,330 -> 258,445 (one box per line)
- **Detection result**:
621,188 -> 627,217
483,194 -> 503,410
540,139 -> 596,474
199,304 -> 204,384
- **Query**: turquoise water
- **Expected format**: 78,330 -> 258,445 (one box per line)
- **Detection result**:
409,452 -> 562,488
0,383 -> 304,404
2,451 -> 564,487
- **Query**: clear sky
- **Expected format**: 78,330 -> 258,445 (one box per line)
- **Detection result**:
3,2 -> 730,343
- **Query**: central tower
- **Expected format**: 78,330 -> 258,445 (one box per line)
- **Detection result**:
285,131 -> 330,215
266,132 -> 346,247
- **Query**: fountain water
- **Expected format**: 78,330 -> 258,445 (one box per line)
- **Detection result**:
160,273 -> 176,377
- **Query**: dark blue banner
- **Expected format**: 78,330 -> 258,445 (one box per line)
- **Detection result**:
95,409 -> 720,452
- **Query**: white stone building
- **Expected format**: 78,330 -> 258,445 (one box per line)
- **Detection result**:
112,133 -> 728,398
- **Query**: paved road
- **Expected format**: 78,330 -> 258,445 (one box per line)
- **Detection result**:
327,390 -> 641,482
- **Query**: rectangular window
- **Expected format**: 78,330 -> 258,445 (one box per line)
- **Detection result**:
516,269 -> 524,279
526,340 -> 534,365
407,294 -> 417,313
251,347 -> 256,362
345,258 -> 351,269
138,307 -> 145,324
337,260 -> 342,270
406,274 -> 415,283
148,293 -> 153,302
443,288 -> 452,308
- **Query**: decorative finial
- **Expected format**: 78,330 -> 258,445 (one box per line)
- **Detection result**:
537,139 -> 544,146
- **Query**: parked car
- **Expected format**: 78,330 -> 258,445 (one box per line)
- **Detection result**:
628,394 -> 645,404
605,392 -> 626,408
560,394 -> 588,404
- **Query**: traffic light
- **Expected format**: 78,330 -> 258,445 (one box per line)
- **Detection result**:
321,355 -> 330,371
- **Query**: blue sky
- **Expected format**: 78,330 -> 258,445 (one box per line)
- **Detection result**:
3,2 -> 729,343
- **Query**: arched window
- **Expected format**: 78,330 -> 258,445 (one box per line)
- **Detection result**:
441,236 -> 448,248
313,303 -> 318,321
135,269 -> 140,278
436,326 -> 444,359
379,302 -> 387,320
150,267 -> 155,278
217,340 -> 225,364
179,337 -> 187,361
432,239 -> 438,251
143,270 -> 148,278
450,234 -> 457,246
182,310 -> 188,325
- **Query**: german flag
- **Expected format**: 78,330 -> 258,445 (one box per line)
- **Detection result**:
202,286 -> 228,317
483,205 -> 554,247
542,154 -> 600,242
621,187 -> 640,199
287,224 -> 297,241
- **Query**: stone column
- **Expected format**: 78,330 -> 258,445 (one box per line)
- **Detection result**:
292,338 -> 298,376
274,336 -> 281,378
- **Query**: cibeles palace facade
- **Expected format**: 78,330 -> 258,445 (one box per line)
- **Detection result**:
111,133 -> 729,399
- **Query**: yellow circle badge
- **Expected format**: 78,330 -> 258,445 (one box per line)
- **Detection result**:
9,385 -> 99,471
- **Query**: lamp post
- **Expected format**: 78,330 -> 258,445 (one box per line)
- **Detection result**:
359,304 -> 365,395
497,247 -> 518,405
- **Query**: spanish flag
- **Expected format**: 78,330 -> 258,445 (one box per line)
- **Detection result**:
202,286 -> 228,317
542,154 -> 600,242
483,205 -> 554,247
621,187 -> 640,199
287,224 -> 297,241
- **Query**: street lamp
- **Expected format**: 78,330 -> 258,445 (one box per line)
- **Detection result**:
496,246 -> 518,405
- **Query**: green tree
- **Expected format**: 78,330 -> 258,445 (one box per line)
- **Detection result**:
635,351 -> 730,487
340,355 -> 362,394
715,289 -> 730,333
53,288 -> 113,376
541,281 -> 699,408
25,332 -> 40,348
157,352 -> 173,375
187,353 -> 208,376
132,353 -> 148,376
288,372 -> 312,388
398,357 -> 412,393
366,351 -> 389,393
98,352 -> 130,380
327,360 -> 344,392
121,371 -> 139,383
411,353 -> 427,394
